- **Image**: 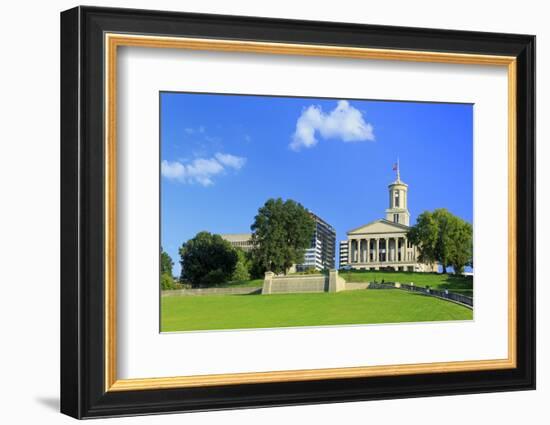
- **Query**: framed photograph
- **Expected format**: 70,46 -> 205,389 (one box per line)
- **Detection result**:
60,6 -> 535,419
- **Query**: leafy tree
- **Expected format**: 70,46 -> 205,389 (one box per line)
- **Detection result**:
231,248 -> 251,281
246,250 -> 267,279
407,211 -> 439,265
179,232 -> 238,287
160,273 -> 177,290
161,248 -> 174,276
250,198 -> 315,275
407,208 -> 472,275
447,219 -> 473,274
159,248 -> 177,290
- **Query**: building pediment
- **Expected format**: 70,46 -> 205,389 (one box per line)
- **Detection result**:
347,219 -> 409,236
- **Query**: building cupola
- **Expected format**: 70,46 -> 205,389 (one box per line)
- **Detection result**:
385,160 -> 410,226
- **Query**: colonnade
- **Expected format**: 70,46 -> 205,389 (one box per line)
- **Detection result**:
347,236 -> 413,264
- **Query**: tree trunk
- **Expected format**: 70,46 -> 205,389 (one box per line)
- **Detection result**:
441,258 -> 447,274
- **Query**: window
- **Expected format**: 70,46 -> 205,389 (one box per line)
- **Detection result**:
393,213 -> 399,223
394,190 -> 400,207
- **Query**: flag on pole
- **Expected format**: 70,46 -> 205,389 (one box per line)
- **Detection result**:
392,163 -> 398,171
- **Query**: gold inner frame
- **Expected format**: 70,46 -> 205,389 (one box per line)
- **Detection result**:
104,33 -> 517,392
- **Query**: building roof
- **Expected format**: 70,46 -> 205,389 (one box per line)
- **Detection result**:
388,179 -> 408,188
306,210 -> 336,232
347,218 -> 410,236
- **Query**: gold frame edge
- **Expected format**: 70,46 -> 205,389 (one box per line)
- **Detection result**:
104,33 -> 518,392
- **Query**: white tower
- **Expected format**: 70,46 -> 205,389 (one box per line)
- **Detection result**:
385,160 -> 410,226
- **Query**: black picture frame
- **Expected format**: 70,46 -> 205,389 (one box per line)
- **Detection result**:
61,5 -> 535,419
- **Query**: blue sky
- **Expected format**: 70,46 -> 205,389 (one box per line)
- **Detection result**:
161,92 -> 473,275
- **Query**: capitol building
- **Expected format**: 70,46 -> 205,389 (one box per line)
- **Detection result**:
339,166 -> 437,272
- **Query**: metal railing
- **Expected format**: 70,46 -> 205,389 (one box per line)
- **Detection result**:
367,282 -> 473,308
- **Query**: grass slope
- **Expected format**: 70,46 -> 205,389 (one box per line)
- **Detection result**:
339,271 -> 473,296
161,290 -> 472,332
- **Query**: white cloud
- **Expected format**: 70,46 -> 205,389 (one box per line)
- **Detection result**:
161,152 -> 246,186
214,152 -> 246,170
290,100 -> 375,151
160,160 -> 186,179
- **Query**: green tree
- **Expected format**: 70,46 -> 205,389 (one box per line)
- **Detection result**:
407,208 -> 472,275
160,273 -> 177,290
179,232 -> 238,287
159,248 -> 177,290
161,248 -> 174,276
447,219 -> 473,274
231,248 -> 251,281
407,211 -> 439,265
246,250 -> 267,279
250,198 -> 315,275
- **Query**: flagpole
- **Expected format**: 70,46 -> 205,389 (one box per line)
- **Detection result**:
397,157 -> 400,182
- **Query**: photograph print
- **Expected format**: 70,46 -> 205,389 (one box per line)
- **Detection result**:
160,92 -> 474,333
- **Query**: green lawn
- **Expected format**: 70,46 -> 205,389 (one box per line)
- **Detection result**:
161,290 -> 472,332
339,271 -> 473,297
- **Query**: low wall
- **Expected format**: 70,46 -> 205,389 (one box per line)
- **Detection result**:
162,287 -> 262,297
345,282 -> 370,290
262,270 -> 345,294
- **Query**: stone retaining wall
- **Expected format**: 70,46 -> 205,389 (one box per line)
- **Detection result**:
162,287 -> 261,297
262,270 -> 345,294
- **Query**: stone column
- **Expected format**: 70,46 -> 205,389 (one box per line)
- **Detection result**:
385,238 -> 389,262
365,238 -> 370,263
358,239 -> 362,263
348,239 -> 352,264
328,269 -> 344,292
396,237 -> 400,262
374,238 -> 379,263
397,237 -> 401,262
262,271 -> 274,294
404,238 -> 408,262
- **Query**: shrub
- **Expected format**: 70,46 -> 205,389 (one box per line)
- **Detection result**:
160,273 -> 177,290
230,248 -> 251,281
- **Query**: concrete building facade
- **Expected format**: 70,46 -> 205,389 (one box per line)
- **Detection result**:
340,165 -> 436,272
296,212 -> 336,271
338,240 -> 349,268
220,233 -> 254,252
